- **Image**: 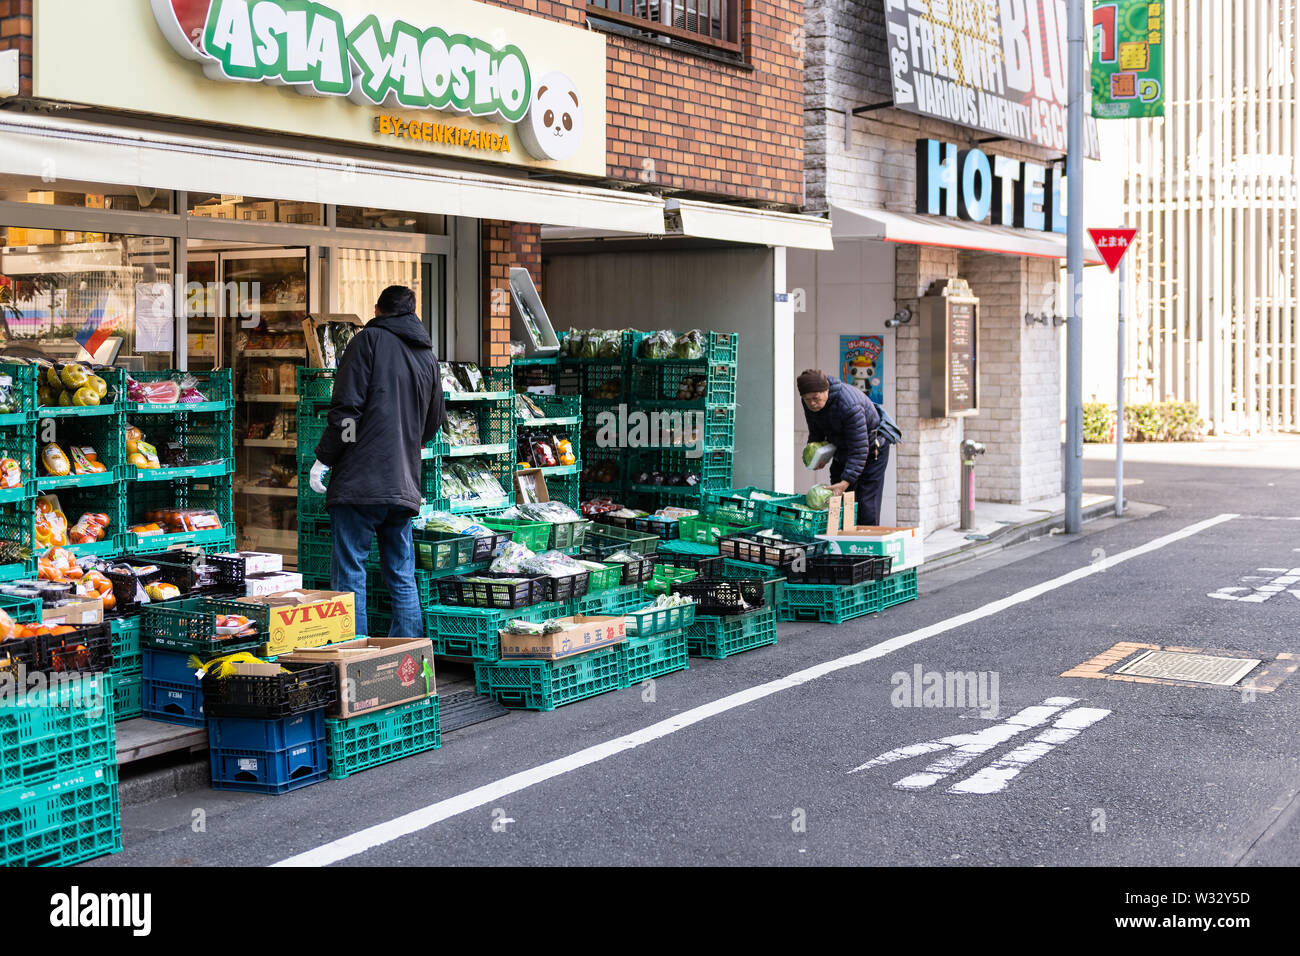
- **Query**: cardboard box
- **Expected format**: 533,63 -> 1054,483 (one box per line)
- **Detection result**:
513,468 -> 550,505
7,228 -> 58,246
191,202 -> 237,220
815,494 -> 924,570
237,589 -> 356,656
499,615 -> 626,661
278,201 -> 323,225
237,200 -> 277,222
215,551 -> 283,574
245,571 -> 304,597
42,597 -> 104,625
280,637 -> 435,718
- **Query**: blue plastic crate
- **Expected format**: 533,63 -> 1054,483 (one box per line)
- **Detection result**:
209,737 -> 328,795
142,648 -> 204,727
208,709 -> 324,753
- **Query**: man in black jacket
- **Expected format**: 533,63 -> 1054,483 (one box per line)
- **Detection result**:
799,369 -> 891,526
309,286 -> 444,638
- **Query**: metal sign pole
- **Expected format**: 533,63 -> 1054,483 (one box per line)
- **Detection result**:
1065,0 -> 1085,534
1116,253 -> 1126,517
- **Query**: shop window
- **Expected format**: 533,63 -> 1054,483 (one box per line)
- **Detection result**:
586,0 -> 741,55
0,231 -> 175,370
0,174 -> 172,216
335,206 -> 446,235
334,249 -> 423,322
187,193 -> 325,226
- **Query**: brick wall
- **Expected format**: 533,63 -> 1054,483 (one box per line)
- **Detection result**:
894,243 -> 961,532
482,0 -> 805,207
0,0 -> 31,97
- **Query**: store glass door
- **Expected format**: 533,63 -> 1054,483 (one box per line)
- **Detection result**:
185,247 -> 309,561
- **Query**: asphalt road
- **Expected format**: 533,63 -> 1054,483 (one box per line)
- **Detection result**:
89,439 -> 1300,867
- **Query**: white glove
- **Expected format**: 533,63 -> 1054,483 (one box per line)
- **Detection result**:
309,460 -> 329,494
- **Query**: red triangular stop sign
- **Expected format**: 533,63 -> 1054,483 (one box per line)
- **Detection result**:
1087,227 -> 1138,273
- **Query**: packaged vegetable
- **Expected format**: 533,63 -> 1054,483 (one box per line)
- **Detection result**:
41,443 -> 71,477
639,329 -> 677,360
444,409 -> 481,447
803,442 -> 837,469
145,582 -> 180,602
0,457 -> 21,489
34,496 -> 69,548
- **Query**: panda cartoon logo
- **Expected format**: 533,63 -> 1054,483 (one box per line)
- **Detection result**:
518,72 -> 584,162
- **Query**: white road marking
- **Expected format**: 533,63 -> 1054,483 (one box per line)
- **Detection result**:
849,699 -> 1076,791
1208,567 -> 1300,602
273,512 -> 1238,867
948,707 -> 1112,794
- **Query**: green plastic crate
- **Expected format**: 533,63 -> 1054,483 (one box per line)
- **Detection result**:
629,361 -> 737,406
582,524 -> 657,557
413,529 -> 476,574
547,519 -> 591,551
0,672 -> 115,791
0,761 -> 122,867
624,601 -> 696,636
325,695 -> 440,779
122,405 -> 234,480
582,561 -> 623,593
685,606 -> 777,659
481,518 -> 549,551
426,605 -> 510,661
474,645 -> 622,711
517,393 -> 581,424
113,671 -> 143,722
617,629 -> 689,686
631,330 -> 738,365
141,597 -> 270,655
0,592 -> 40,623
881,568 -> 918,608
124,474 -> 234,553
37,482 -> 125,560
110,615 -> 142,674
763,501 -> 830,543
0,362 -> 37,423
777,579 -> 883,624
705,486 -> 803,520
678,510 -> 762,546
297,367 -> 337,405
716,558 -> 788,608
124,368 -> 233,413
643,565 -> 698,596
571,583 -> 644,616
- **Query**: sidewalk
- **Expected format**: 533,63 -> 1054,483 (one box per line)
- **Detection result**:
921,492 -> 1118,574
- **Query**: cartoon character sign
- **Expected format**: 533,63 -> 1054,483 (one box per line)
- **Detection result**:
517,71 -> 584,162
840,335 -> 884,405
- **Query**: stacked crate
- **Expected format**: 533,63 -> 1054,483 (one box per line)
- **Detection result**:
514,385 -> 583,509
558,331 -> 633,504
0,669 -> 121,866
0,363 -> 36,583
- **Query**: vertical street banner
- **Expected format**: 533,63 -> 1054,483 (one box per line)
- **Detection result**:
1091,1 -> 1163,117
882,0 -> 1100,160
840,335 -> 884,405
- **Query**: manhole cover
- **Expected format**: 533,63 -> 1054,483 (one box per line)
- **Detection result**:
1114,650 -> 1261,686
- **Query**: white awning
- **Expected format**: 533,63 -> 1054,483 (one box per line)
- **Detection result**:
0,112 -> 666,234
667,198 -> 834,250
830,204 -> 1102,265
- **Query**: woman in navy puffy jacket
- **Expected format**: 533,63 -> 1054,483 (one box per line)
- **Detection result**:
799,369 -> 891,526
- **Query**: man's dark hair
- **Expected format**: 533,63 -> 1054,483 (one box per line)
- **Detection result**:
376,285 -> 417,317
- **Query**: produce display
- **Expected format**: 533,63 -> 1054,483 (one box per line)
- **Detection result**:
500,500 -> 584,524
805,484 -> 834,511
34,495 -> 69,548
491,541 -> 586,578
0,456 -> 21,488
35,361 -> 111,408
559,329 -> 626,359
311,320 -> 359,369
68,512 -> 112,544
413,511 -> 499,537
125,424 -> 161,469
0,609 -> 81,642
444,409 -> 481,447
441,459 -> 508,505
441,362 -> 489,394
631,468 -> 701,488
638,329 -> 707,361
0,373 -> 20,415
519,432 -> 575,468
131,509 -> 222,536
673,374 -> 707,401
582,460 -> 620,485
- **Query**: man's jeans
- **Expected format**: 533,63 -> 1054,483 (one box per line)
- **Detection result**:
329,504 -> 422,638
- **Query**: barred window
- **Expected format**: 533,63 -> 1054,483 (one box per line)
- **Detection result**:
586,0 -> 741,53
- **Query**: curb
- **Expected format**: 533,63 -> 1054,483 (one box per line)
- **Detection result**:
119,758 -> 210,809
919,497 -> 1124,576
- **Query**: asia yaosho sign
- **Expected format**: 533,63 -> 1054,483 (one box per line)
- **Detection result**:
883,0 -> 1100,160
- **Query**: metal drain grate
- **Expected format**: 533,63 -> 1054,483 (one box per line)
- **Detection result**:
1114,650 -> 1261,686
439,688 -> 511,733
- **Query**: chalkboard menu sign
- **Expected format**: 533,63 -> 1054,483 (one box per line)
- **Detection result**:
918,278 -> 979,418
